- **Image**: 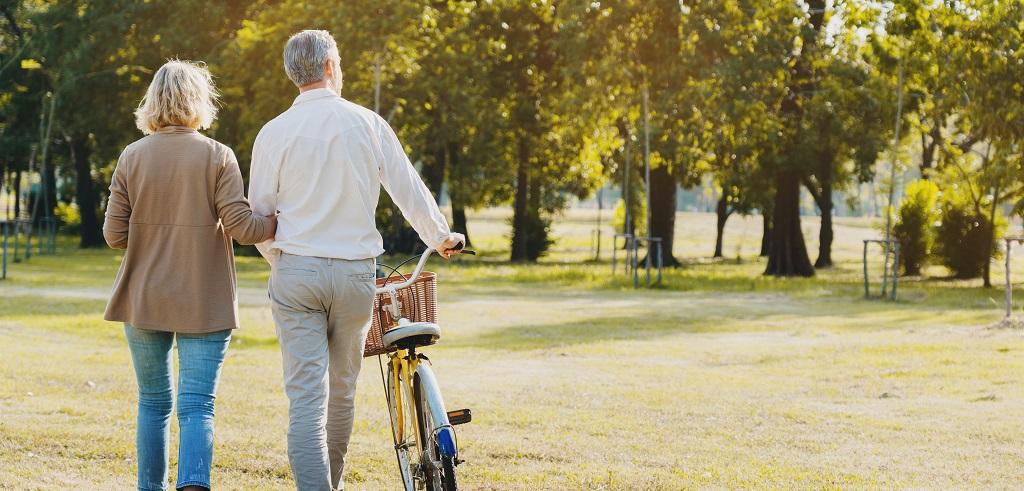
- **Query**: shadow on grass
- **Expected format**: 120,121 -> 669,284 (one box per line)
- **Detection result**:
0,295 -> 114,335
444,294 -> 999,352
444,315 -> 722,351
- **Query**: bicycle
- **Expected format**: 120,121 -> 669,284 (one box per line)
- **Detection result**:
368,245 -> 474,491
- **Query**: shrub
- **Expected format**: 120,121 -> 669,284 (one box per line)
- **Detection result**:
509,209 -> 554,261
55,202 -> 81,234
893,180 -> 938,275
612,197 -> 646,236
934,191 -> 1004,279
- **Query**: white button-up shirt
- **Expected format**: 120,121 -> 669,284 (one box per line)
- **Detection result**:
249,88 -> 450,263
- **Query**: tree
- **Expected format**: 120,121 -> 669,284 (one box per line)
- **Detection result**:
762,0 -> 827,277
17,0 -> 253,247
1,1 -> 49,229
478,1 -> 607,262
886,1 -> 978,180
398,2 -> 516,248
577,1 -> 710,267
800,46 -> 891,268
891,1 -> 1024,286
680,0 -> 800,270
27,1 -> 140,247
220,0 -> 429,253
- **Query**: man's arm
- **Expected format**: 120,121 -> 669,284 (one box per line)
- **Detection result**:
249,133 -> 280,265
376,116 -> 462,255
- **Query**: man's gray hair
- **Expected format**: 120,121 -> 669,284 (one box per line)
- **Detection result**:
283,30 -> 341,87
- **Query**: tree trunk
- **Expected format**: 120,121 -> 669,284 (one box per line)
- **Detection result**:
451,202 -> 470,248
423,145 -> 446,202
815,195 -> 833,268
765,170 -> 814,276
44,154 -> 56,219
648,164 -> 679,266
446,144 -> 471,247
814,167 -> 834,268
13,169 -> 21,219
983,187 -> 999,288
760,212 -> 771,257
71,137 -> 103,248
510,137 -> 530,262
713,193 -> 729,258
617,117 -> 635,248
525,173 -> 546,261
920,125 -> 941,179
0,161 -> 6,219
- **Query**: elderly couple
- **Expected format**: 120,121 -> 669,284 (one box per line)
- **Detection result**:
102,30 -> 464,491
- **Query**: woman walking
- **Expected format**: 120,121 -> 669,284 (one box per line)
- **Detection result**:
102,60 -> 276,491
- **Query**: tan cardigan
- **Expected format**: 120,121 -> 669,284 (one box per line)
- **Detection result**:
103,126 -> 273,333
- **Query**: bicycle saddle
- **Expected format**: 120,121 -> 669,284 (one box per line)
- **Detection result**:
382,321 -> 441,350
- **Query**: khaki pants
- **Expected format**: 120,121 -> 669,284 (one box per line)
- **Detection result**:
269,253 -> 376,491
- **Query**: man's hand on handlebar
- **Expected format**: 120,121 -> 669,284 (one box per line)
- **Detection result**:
437,233 -> 468,259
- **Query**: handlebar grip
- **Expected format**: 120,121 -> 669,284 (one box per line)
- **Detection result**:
446,241 -> 475,255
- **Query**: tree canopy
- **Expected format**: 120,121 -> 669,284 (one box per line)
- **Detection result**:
1,0 -> 1020,275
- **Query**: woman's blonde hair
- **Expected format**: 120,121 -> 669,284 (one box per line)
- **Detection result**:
134,60 -> 219,135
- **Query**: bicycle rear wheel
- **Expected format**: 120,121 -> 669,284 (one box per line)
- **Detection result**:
415,374 -> 458,491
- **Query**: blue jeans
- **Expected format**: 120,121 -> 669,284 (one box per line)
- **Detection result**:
125,324 -> 232,491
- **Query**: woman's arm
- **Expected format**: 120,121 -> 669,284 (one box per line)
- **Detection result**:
103,153 -> 131,249
216,152 -> 275,245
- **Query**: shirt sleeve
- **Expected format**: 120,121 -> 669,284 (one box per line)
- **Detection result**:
249,131 -> 280,265
102,150 -> 131,249
215,149 -> 272,245
376,117 -> 451,250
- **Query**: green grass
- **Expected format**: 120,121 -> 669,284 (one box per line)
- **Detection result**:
2,209 -> 1024,489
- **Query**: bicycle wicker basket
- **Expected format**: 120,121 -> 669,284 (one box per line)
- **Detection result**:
363,271 -> 438,357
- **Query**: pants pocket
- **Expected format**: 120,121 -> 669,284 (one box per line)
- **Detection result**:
270,268 -> 324,313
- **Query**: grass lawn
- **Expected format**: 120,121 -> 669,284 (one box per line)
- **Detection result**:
1,209 -> 1023,489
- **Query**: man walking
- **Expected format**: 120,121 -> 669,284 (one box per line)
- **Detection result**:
249,30 -> 464,491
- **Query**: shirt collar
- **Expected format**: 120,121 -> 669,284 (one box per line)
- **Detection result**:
292,88 -> 340,106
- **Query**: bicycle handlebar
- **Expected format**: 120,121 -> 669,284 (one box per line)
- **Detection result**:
375,243 -> 474,293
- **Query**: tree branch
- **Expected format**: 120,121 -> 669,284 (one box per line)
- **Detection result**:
954,133 -> 982,153
801,176 -> 823,206
0,4 -> 22,39
950,160 -> 983,213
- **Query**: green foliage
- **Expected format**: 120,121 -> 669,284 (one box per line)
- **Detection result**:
1,0 -> 1022,263
375,193 -> 422,255
935,190 -> 1004,279
508,209 -> 553,262
54,202 -> 80,232
612,197 -> 646,237
893,180 -> 938,276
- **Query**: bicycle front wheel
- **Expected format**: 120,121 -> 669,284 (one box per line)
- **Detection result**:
415,371 -> 458,491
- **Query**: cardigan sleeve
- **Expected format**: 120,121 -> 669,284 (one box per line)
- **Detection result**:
103,151 -> 131,249
215,150 -> 273,245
